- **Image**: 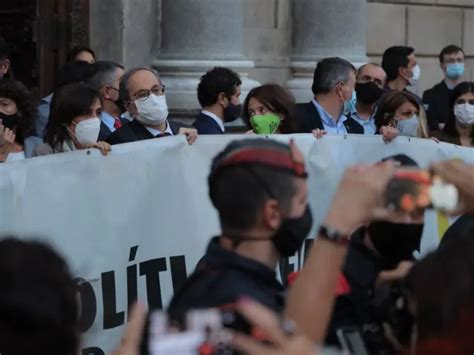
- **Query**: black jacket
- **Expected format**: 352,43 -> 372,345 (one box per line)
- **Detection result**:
422,81 -> 452,131
106,119 -> 190,145
192,112 -> 224,135
326,230 -> 399,354
99,117 -> 129,141
295,102 -> 364,134
168,237 -> 285,316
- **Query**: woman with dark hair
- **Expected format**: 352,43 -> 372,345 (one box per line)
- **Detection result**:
374,90 -> 430,143
33,83 -> 110,156
437,82 -> 473,147
242,84 -> 298,134
0,80 -> 42,162
66,46 -> 96,64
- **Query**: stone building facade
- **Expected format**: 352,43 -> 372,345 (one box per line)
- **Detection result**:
89,0 -> 474,120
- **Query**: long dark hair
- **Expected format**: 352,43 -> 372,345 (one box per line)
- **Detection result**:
242,84 -> 298,133
44,83 -> 99,152
444,81 -> 474,145
0,79 -> 37,144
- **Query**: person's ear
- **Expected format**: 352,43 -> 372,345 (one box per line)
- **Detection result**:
261,199 -> 282,231
102,85 -> 112,100
217,92 -> 228,108
335,81 -> 345,100
2,59 -> 10,74
399,66 -> 409,79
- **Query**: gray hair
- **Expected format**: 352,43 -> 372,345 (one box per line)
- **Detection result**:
87,61 -> 123,91
311,57 -> 356,95
119,67 -> 161,103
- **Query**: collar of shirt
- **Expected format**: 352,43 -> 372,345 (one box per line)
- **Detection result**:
352,111 -> 377,135
198,237 -> 282,288
312,98 -> 347,129
101,111 -> 117,133
444,79 -> 456,91
43,93 -> 53,104
145,121 -> 173,137
201,110 -> 225,133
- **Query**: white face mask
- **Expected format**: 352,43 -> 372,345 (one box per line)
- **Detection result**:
73,117 -> 101,146
396,114 -> 419,137
454,103 -> 474,125
408,65 -> 421,86
135,94 -> 169,125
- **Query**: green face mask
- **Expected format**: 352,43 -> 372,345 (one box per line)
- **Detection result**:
250,113 -> 281,134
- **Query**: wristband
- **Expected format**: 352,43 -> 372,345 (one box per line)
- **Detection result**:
318,224 -> 351,245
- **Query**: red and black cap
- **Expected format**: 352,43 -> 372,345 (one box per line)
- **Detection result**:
210,138 -> 307,178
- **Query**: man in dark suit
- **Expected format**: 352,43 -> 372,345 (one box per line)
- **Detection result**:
106,67 -> 197,145
423,45 -> 466,132
192,67 -> 242,134
87,61 -> 129,141
296,57 -> 363,135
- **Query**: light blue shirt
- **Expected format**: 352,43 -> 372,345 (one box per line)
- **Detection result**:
101,111 -> 117,133
36,93 -> 53,138
352,111 -> 377,135
312,98 -> 348,134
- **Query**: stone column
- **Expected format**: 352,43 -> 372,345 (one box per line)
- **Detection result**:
287,0 -> 368,103
154,0 -> 260,120
90,0 -> 160,69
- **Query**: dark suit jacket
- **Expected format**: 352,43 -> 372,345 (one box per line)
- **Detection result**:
295,102 -> 364,134
192,113 -> 224,135
422,81 -> 451,132
106,119 -> 191,145
99,117 -> 130,141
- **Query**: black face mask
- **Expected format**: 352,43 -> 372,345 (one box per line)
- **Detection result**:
223,102 -> 242,123
0,112 -> 19,130
355,82 -> 384,105
368,222 -> 423,267
273,206 -> 313,257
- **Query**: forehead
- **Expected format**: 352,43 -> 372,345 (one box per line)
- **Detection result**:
248,97 -> 264,108
91,97 -> 101,108
444,51 -> 464,59
358,65 -> 386,80
398,101 -> 418,112
128,70 -> 159,92
294,177 -> 308,196
76,51 -> 94,61
407,53 -> 416,64
457,92 -> 474,101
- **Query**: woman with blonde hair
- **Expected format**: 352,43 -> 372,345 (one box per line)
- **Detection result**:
375,90 -> 430,142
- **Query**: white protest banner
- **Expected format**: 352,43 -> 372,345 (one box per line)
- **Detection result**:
0,134 -> 472,353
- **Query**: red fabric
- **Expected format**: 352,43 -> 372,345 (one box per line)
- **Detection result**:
219,148 -> 307,177
114,117 -> 122,129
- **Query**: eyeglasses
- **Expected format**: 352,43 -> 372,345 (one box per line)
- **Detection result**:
131,85 -> 166,101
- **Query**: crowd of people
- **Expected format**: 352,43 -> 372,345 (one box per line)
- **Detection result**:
0,40 -> 473,163
0,34 -> 473,355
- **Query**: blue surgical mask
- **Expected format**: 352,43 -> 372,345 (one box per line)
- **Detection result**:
343,90 -> 357,115
396,114 -> 419,137
445,63 -> 465,81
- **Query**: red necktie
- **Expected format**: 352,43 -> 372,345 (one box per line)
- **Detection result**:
114,118 -> 122,129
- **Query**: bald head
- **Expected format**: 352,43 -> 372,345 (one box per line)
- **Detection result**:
357,63 -> 387,89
